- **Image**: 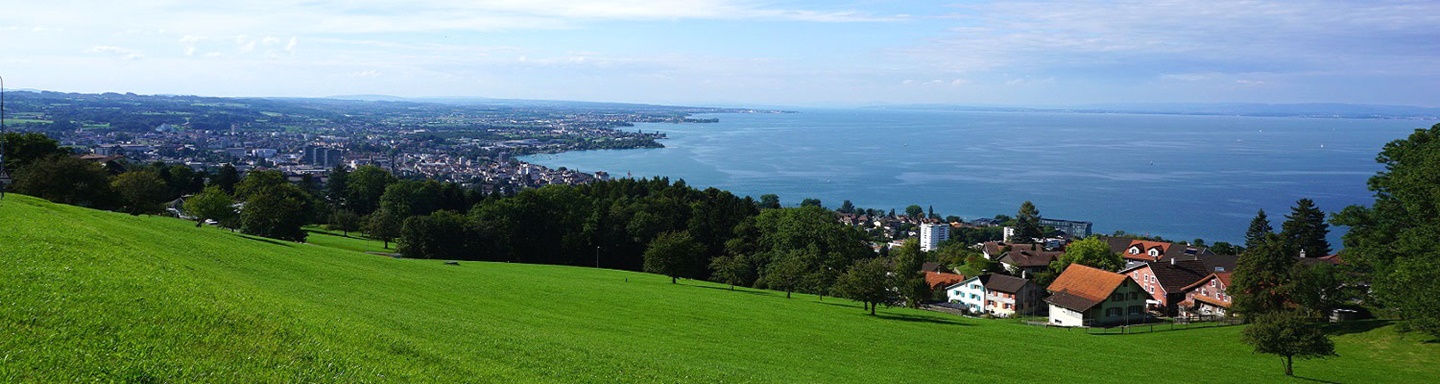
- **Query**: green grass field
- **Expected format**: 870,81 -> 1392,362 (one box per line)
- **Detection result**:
1,194 -> 1436,383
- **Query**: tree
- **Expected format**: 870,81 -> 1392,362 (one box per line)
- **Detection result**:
836,257 -> 892,315
709,254 -> 756,290
1232,234 -> 1298,316
892,239 -> 929,308
644,231 -> 704,284
1210,241 -> 1243,256
13,155 -> 114,208
326,163 -> 350,209
239,183 -> 311,242
0,132 -> 67,173
800,198 -> 822,208
1332,123 -> 1440,337
110,170 -> 169,215
928,205 -> 937,220
1288,262 -> 1350,318
905,204 -> 924,219
328,209 -> 362,236
1240,310 -> 1336,376
234,170 -> 287,201
365,207 -> 405,249
210,163 -> 239,194
957,252 -> 1000,279
1281,198 -> 1331,258
398,210 -> 472,260
1050,237 -> 1123,273
1245,209 -> 1273,250
1014,201 -> 1043,241
838,200 -> 855,214
758,194 -> 780,209
183,186 -> 237,229
765,249 -> 810,298
346,165 -> 398,215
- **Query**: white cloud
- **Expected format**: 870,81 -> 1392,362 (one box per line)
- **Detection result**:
350,70 -> 381,78
284,37 -> 298,55
88,45 -> 144,60
180,35 -> 204,56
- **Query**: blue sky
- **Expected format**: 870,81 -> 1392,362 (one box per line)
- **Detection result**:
2,1 -> 1437,107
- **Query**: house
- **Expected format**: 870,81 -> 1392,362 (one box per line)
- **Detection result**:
925,271 -> 966,292
981,241 -> 1044,260
1180,272 -> 1233,318
984,274 -> 1043,317
998,248 -> 1061,278
1101,237 -> 1214,262
1121,258 -> 1211,315
946,274 -> 990,314
1046,264 -> 1149,327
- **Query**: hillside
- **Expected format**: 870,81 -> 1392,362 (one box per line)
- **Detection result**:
1,194 -> 1436,383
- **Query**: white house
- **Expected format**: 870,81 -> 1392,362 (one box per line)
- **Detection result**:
919,222 -> 948,252
946,274 -> 991,314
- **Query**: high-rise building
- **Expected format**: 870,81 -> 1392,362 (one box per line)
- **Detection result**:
919,222 -> 949,252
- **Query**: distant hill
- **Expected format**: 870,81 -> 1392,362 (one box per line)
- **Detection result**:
1,194 -> 1436,382
880,102 -> 1440,120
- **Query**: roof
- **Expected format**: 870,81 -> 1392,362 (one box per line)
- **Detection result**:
1191,294 -> 1231,308
1181,272 -> 1233,292
1143,259 -> 1211,294
1045,264 -> 1131,311
921,262 -> 947,273
1100,236 -> 1214,262
925,271 -> 967,290
984,274 -> 1032,293
948,274 -> 992,290
981,241 -> 1044,258
1000,249 -> 1060,268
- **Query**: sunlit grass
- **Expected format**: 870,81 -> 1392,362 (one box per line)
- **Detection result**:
1,194 -> 1435,383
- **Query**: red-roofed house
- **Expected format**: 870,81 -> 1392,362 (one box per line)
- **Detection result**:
1046,264 -> 1149,327
925,271 -> 967,292
1180,272 -> 1234,318
1121,258 -> 1211,315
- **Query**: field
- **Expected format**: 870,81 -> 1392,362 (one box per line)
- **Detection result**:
1,194 -> 1436,383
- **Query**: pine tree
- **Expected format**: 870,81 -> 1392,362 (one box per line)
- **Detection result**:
1015,201 -> 1043,242
1245,209 -> 1273,250
1281,199 -> 1331,257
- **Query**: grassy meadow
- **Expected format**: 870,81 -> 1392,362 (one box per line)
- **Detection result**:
1,193 -> 1436,383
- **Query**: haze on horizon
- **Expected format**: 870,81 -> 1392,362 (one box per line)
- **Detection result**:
2,1 -> 1437,108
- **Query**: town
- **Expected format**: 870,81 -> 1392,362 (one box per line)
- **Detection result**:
2,90 -> 772,195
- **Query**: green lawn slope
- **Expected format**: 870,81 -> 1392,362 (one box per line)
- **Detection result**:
2,194 -> 1436,383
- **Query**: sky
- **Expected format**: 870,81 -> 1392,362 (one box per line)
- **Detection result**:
2,0 -> 1438,107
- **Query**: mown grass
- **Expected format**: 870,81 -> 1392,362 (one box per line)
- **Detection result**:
1,194 -> 1436,383
303,226 -> 395,255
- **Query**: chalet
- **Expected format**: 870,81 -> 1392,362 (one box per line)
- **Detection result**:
1180,272 -> 1233,318
946,275 -> 990,314
1121,258 -> 1210,315
984,274 -> 1043,317
1046,264 -> 1149,327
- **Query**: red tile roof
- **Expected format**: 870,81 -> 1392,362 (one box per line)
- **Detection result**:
1046,264 -> 1131,309
925,271 -> 966,290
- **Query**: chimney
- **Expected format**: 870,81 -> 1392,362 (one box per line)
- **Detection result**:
1170,257 -> 1177,266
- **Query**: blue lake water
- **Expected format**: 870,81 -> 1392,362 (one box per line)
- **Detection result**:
523,108 -> 1431,246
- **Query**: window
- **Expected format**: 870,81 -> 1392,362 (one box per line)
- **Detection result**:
1211,280 -> 1217,287
1147,286 -> 1153,293
1148,249 -> 1159,257
1129,292 -> 1139,300
1128,305 -> 1142,314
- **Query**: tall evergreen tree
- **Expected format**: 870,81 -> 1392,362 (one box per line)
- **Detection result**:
1281,198 -> 1331,257
1245,209 -> 1273,251
326,163 -> 349,209
1014,201 -> 1043,242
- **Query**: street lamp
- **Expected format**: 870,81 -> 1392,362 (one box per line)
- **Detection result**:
595,246 -> 601,268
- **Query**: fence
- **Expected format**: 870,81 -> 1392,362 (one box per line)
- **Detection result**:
1084,315 -> 1242,335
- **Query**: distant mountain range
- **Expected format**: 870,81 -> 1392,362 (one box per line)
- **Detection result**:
878,102 -> 1440,120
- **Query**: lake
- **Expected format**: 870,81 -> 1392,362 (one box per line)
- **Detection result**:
522,108 -> 1431,246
